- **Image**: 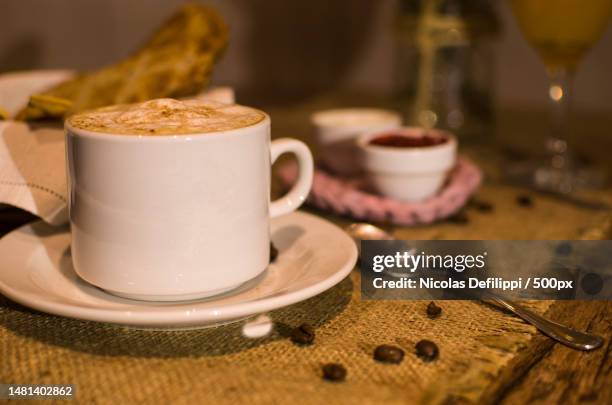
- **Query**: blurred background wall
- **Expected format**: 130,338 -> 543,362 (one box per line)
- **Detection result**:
1,0 -> 611,113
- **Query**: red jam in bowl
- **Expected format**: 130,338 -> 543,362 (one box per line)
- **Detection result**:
369,133 -> 448,148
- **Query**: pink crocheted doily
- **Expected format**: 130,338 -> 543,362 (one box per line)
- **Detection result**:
278,157 -> 482,226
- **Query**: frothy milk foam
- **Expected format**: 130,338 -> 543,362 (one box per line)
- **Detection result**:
67,98 -> 266,135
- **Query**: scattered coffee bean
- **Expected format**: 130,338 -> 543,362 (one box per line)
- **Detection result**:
516,194 -> 533,207
426,301 -> 442,319
415,339 -> 439,362
322,363 -> 347,382
448,211 -> 469,224
373,344 -> 404,364
290,323 -> 315,345
555,242 -> 572,257
270,242 -> 278,262
471,199 -> 494,213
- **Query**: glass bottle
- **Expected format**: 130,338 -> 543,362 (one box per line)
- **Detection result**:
394,0 -> 500,141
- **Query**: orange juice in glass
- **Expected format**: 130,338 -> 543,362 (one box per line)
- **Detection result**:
508,0 -> 612,192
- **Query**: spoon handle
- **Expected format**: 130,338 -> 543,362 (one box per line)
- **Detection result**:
488,297 -> 604,351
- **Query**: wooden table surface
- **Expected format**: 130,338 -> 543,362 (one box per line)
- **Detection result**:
1,99 -> 610,404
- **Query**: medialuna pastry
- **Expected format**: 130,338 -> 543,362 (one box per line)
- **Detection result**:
17,4 -> 228,121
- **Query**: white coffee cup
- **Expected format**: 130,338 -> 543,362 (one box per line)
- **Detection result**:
65,112 -> 313,301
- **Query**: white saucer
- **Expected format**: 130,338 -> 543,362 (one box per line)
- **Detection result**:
0,212 -> 357,329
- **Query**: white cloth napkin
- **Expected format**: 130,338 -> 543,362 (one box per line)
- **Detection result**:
0,86 -> 235,226
0,121 -> 67,224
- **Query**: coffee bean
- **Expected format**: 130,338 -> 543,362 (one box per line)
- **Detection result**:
322,363 -> 346,382
290,323 -> 315,345
448,211 -> 469,224
426,301 -> 442,319
471,199 -> 494,213
270,242 -> 278,262
415,339 -> 439,362
555,242 -> 572,257
373,344 -> 404,364
516,194 -> 533,207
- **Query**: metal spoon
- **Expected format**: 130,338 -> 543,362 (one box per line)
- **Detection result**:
345,222 -> 604,351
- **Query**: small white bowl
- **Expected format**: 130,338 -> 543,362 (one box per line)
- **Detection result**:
311,108 -> 402,176
357,127 -> 457,202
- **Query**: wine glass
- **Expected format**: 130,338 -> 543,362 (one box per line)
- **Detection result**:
507,0 -> 612,193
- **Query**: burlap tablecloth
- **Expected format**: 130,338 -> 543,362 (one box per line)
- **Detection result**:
0,277 -> 549,404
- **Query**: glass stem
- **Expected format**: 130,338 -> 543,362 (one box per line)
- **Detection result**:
546,67 -> 574,170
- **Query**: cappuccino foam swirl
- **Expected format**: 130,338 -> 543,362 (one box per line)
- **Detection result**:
67,98 -> 266,135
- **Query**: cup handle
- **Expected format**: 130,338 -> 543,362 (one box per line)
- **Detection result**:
269,138 -> 314,218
